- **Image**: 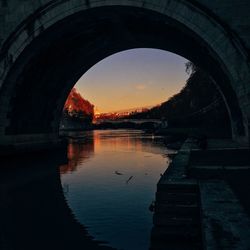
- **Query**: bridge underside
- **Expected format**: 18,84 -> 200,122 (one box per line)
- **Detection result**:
0,1 -> 250,149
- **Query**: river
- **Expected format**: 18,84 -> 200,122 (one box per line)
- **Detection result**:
60,129 -> 174,250
0,129 -> 175,250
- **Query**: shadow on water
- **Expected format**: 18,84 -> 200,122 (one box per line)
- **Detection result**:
0,150 -> 114,250
0,130 -> 199,250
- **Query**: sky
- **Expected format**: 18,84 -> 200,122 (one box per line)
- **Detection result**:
75,48 -> 189,113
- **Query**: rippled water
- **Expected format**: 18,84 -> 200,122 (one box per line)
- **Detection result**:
60,129 -> 174,250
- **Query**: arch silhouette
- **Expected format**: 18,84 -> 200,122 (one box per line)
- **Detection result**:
0,0 -> 250,149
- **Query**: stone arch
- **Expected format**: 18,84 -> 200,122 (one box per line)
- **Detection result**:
0,0 -> 249,148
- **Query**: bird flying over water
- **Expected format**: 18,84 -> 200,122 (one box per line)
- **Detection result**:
126,176 -> 133,184
115,171 -> 123,175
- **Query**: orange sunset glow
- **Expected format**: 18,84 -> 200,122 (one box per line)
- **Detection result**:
74,48 -> 188,114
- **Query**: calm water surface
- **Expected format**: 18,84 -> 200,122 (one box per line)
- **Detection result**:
60,129 -> 174,250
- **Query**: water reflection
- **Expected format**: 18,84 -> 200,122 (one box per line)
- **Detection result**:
60,134 -> 95,173
0,152 -> 113,250
60,130 -> 173,250
0,130 -> 173,250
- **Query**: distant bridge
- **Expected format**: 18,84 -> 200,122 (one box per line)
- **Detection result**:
96,119 -> 162,125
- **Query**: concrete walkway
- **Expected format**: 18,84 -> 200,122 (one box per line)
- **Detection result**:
152,138 -> 250,250
200,180 -> 250,250
190,139 -> 250,250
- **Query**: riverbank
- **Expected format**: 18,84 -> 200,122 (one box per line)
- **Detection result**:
188,140 -> 250,218
154,138 -> 250,249
151,139 -> 202,250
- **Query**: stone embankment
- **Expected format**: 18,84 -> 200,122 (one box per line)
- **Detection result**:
150,139 -> 250,250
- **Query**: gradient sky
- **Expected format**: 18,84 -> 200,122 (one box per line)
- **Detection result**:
75,48 -> 189,113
